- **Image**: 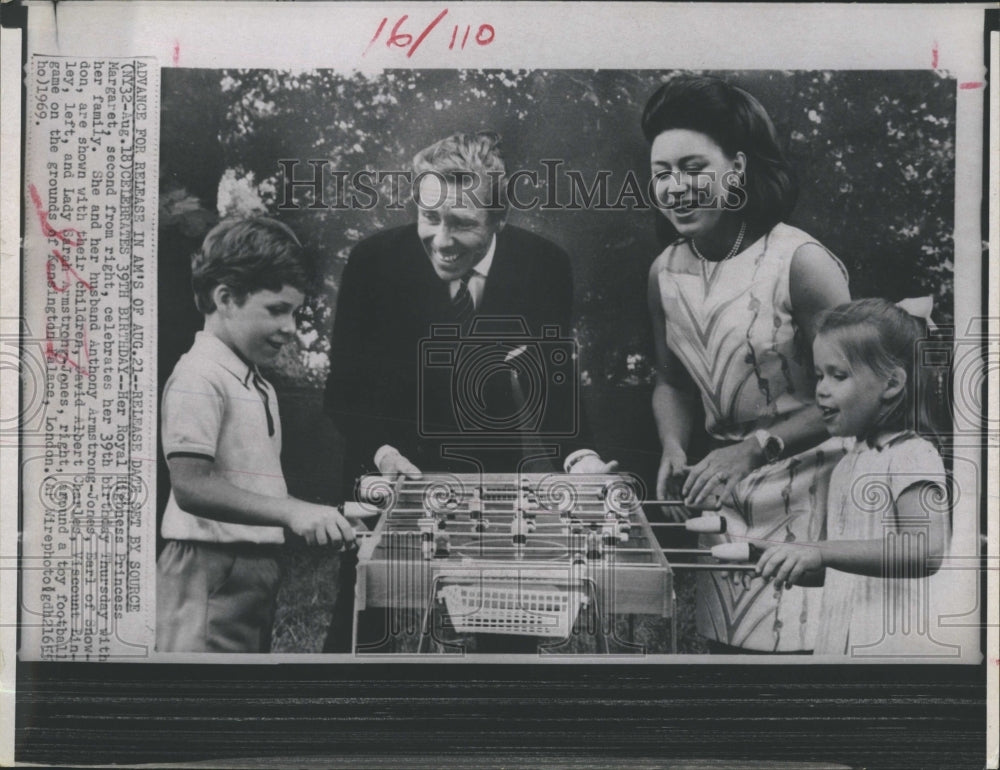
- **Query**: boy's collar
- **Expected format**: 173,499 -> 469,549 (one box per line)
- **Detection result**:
194,330 -> 257,387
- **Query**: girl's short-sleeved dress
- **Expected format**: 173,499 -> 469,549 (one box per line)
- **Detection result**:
815,431 -> 951,657
656,222 -> 848,651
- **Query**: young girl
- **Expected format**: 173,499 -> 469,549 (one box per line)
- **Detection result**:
755,298 -> 951,656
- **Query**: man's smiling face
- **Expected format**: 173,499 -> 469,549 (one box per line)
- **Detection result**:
416,175 -> 501,281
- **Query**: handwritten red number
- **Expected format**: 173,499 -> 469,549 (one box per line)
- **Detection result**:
407,9 -> 448,58
448,22 -> 493,51
475,25 -> 495,46
364,17 -> 388,56
365,9 -> 458,57
387,15 -> 413,49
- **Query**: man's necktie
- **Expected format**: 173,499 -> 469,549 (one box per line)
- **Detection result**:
451,273 -> 476,327
250,369 -> 275,437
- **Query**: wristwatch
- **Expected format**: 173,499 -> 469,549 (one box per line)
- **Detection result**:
753,429 -> 785,464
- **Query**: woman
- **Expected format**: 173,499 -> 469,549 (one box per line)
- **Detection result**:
644,76 -> 851,653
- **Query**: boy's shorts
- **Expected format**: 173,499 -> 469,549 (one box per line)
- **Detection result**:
156,540 -> 281,653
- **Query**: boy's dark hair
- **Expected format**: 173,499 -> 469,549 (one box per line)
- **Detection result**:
191,217 -> 314,313
642,75 -> 797,235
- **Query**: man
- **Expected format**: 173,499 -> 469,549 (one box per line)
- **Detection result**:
323,131 -> 614,652
326,131 -> 613,486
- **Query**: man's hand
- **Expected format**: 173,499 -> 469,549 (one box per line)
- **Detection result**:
285,501 -> 357,547
374,445 -> 423,481
568,453 -> 619,475
755,542 -> 825,589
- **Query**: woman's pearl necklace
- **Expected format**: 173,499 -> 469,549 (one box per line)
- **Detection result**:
690,221 -> 747,262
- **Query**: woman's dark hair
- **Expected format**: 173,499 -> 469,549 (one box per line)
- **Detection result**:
642,75 -> 797,232
191,216 -> 315,313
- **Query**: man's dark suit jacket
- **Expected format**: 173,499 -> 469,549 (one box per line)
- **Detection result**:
325,223 -> 590,496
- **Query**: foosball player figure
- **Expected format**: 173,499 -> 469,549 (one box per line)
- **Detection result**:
435,530 -> 451,558
511,514 -> 530,560
601,519 -> 620,548
518,488 -> 540,517
419,517 -> 436,561
586,526 -> 603,560
468,487 -> 483,520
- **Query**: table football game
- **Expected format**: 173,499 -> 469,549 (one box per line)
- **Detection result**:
347,472 -> 758,654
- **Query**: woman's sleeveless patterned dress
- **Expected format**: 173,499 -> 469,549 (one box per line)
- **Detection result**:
656,222 -> 849,651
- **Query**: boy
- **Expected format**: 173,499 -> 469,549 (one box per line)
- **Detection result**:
156,217 -> 358,653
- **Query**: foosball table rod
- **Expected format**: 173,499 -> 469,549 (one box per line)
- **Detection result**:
646,514 -> 726,533
670,563 -> 758,571
373,513 -> 726,535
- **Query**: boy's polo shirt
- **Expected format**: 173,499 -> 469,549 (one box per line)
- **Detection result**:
160,331 -> 286,544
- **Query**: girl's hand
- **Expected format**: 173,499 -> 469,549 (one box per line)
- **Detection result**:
656,446 -> 688,521
682,438 -> 763,508
756,542 -> 824,588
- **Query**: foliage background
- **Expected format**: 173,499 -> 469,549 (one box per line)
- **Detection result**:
157,69 -> 956,651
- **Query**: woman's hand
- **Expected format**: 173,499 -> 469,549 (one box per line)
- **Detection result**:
656,445 -> 689,520
755,542 -> 825,589
682,437 -> 763,508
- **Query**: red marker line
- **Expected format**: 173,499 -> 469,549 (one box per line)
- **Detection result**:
931,41 -> 939,69
958,82 -> 984,90
408,8 -> 448,58
28,184 -> 83,246
363,17 -> 388,57
47,248 -> 95,292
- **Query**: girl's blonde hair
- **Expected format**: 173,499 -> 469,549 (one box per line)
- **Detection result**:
815,298 -> 951,445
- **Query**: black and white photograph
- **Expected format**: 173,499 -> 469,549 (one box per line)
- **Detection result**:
155,67 -> 975,659
4,2 -> 995,766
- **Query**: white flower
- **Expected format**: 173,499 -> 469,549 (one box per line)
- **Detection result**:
216,169 -> 267,218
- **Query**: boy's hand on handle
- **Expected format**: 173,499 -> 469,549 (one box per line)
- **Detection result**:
755,542 -> 824,589
285,501 -> 356,548
682,438 -> 762,508
656,446 -> 689,521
